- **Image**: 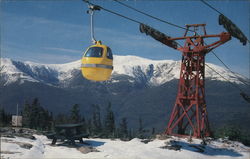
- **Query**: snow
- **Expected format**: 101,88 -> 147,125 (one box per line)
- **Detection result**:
113,55 -> 174,75
0,58 -> 39,85
1,135 -> 250,159
112,55 -> 181,85
0,55 -> 248,86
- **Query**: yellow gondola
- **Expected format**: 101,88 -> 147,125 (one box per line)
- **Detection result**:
81,41 -> 113,81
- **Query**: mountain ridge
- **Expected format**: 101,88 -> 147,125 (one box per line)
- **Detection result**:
0,55 -> 248,87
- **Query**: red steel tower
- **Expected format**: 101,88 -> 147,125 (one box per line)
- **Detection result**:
165,24 -> 231,138
140,23 -> 231,138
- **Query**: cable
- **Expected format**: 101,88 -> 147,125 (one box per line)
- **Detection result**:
206,63 -> 250,103
201,0 -> 250,86
113,0 -> 249,86
113,0 -> 194,32
200,0 -> 224,15
83,0 -> 141,24
200,0 -> 250,86
201,0 -> 249,42
82,0 -> 183,48
199,0 -> 250,85
205,63 -> 244,92
210,50 -> 250,86
83,0 -> 249,90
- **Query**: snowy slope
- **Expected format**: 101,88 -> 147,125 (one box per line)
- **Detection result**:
0,58 -> 80,86
1,134 -> 250,159
113,55 -> 248,86
0,55 -> 248,86
0,58 -> 40,85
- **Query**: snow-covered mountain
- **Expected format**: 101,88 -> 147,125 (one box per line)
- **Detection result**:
1,56 -> 250,135
0,55 -> 248,86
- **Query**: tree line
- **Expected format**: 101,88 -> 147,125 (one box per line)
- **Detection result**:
1,98 -> 249,145
54,102 -> 144,140
0,108 -> 12,127
0,98 -> 150,140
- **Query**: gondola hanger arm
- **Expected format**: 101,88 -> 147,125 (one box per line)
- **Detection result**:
86,2 -> 101,44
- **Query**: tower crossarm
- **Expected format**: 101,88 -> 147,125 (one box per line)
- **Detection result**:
168,32 -> 231,53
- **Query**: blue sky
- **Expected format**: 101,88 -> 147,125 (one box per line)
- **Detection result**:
1,0 -> 249,77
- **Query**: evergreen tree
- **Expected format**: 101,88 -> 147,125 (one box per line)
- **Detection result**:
55,113 -> 69,125
104,102 -> 115,137
23,98 -> 52,130
87,118 -> 92,135
128,128 -> 134,140
0,107 -> 8,126
31,98 -> 51,130
37,106 -> 45,130
138,117 -> 143,133
70,104 -> 81,123
217,125 -> 242,141
80,115 -> 87,132
92,104 -> 102,136
0,108 -> 5,126
119,117 -> 128,139
40,109 -> 50,130
48,112 -> 54,131
22,101 -> 32,128
137,117 -> 144,139
30,98 -> 40,129
151,127 -> 155,135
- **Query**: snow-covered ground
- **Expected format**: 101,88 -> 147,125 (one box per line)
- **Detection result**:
1,134 -> 250,159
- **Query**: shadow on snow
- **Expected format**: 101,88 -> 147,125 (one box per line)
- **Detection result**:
81,140 -> 106,147
172,141 -> 243,157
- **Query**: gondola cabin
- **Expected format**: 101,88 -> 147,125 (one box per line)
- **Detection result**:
81,41 -> 113,81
